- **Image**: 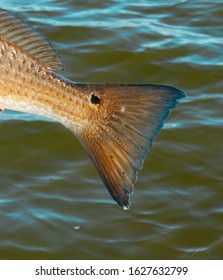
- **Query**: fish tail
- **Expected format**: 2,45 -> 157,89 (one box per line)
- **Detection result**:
75,84 -> 186,209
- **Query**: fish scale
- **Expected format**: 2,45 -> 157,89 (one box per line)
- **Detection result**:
0,8 -> 186,209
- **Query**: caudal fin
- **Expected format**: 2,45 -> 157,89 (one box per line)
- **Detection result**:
76,84 -> 186,209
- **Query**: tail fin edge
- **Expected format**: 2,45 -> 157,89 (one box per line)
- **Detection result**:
75,84 -> 186,208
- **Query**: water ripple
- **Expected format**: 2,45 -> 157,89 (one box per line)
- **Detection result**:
0,0 -> 222,260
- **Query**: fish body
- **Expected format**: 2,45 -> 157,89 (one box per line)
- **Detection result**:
0,9 -> 186,209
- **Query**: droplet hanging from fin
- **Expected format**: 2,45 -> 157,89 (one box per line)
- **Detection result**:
75,84 -> 186,209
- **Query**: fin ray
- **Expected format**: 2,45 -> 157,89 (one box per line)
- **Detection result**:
0,8 -> 63,70
76,84 -> 186,209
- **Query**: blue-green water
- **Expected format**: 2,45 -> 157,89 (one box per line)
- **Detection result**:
0,0 -> 222,259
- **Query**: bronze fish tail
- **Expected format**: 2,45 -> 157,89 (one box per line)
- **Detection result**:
0,8 -> 186,209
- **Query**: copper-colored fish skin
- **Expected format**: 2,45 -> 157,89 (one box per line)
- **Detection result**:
0,41 -> 90,133
75,84 -> 185,209
0,8 -> 186,209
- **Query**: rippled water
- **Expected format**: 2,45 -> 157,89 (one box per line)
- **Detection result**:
0,0 -> 222,259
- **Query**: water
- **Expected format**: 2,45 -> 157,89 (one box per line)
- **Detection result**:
0,0 -> 222,259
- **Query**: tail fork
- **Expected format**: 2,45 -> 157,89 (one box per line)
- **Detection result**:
75,84 -> 186,209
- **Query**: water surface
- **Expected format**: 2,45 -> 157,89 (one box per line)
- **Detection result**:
0,0 -> 222,259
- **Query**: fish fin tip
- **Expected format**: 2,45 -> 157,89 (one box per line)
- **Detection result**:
75,84 -> 185,207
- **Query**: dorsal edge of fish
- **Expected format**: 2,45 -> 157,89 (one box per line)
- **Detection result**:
0,8 -> 64,70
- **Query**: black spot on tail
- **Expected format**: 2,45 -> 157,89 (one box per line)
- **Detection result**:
91,94 -> 100,104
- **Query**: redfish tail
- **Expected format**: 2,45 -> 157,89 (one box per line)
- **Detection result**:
76,84 -> 186,209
